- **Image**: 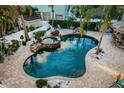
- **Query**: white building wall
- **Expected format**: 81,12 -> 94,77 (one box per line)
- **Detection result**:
18,18 -> 43,28
32,5 -> 69,20
25,19 -> 42,28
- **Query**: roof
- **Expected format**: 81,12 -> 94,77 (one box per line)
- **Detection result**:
24,16 -> 40,21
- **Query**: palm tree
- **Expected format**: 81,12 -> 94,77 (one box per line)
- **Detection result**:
13,5 -> 30,41
0,6 -> 17,37
96,5 -> 121,54
48,5 -> 54,26
0,6 -> 19,59
0,5 -> 33,42
72,5 -> 96,37
22,5 -> 33,16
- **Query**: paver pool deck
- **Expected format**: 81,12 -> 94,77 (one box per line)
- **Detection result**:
0,29 -> 124,88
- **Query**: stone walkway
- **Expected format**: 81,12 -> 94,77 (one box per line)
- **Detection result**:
0,30 -> 124,88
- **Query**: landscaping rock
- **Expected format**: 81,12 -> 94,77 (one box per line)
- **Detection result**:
47,79 -> 70,88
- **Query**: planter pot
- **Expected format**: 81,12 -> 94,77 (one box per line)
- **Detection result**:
22,41 -> 26,46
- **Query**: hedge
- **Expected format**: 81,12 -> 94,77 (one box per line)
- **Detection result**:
49,20 -> 101,31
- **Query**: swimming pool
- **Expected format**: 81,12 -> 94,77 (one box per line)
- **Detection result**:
23,34 -> 98,78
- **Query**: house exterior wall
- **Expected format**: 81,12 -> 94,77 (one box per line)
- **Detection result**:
18,5 -> 71,28
18,18 -> 42,28
25,19 -> 42,28
121,13 -> 124,20
32,5 -> 70,20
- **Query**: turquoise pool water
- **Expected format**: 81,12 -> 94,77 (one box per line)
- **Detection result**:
23,35 -> 98,78
42,38 -> 57,44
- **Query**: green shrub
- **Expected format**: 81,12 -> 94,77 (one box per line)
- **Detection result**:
9,40 -> 20,52
49,20 -> 100,31
29,26 -> 35,32
67,17 -> 76,28
33,31 -> 46,37
51,30 -> 59,36
20,35 -> 24,40
36,79 -> 48,88
33,31 -> 46,42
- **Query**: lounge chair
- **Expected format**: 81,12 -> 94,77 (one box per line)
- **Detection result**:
110,72 -> 124,88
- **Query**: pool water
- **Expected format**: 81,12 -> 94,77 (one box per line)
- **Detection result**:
42,38 -> 56,44
24,35 -> 98,78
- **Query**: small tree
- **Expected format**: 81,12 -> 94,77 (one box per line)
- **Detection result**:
71,5 -> 96,37
33,31 -> 45,42
20,35 -> 26,45
13,5 -> 30,42
96,6 -> 122,54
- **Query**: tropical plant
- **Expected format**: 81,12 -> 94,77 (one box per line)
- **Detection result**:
67,16 -> 76,28
0,6 -> 17,60
33,31 -> 45,37
71,5 -> 97,37
33,31 -> 46,42
29,25 -> 35,32
0,6 -> 17,37
96,5 -> 123,54
22,6 -> 40,17
51,30 -> 59,36
9,39 -> 20,52
13,5 -> 30,42
36,79 -> 48,88
20,35 -> 24,40
20,35 -> 27,45
21,5 -> 33,16
0,5 -> 32,42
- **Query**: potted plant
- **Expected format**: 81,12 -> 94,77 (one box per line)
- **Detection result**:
20,35 -> 26,46
33,31 -> 45,42
51,30 -> 59,36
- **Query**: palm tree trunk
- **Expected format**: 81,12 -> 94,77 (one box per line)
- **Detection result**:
2,21 -> 6,36
79,17 -> 84,37
19,14 -> 30,41
15,5 -> 30,42
51,6 -> 54,27
96,32 -> 104,54
0,22 -> 3,55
